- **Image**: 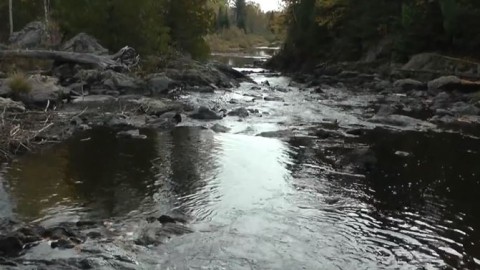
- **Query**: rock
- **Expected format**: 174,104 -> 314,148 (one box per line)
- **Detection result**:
227,107 -> 249,118
189,106 -> 223,120
264,96 -> 285,102
72,95 -> 116,104
0,236 -> 23,257
147,74 -> 174,95
428,76 -> 480,93
102,70 -> 143,93
74,69 -> 143,94
146,112 -> 182,129
370,114 -> 436,129
257,130 -> 294,138
261,80 -> 270,86
210,62 -> 253,83
51,239 -> 76,249
211,124 -> 230,133
185,85 -> 215,93
338,71 -> 359,78
116,130 -> 147,140
131,97 -> 182,116
23,75 -> 67,107
393,79 -> 425,91
0,97 -> 25,112
158,215 -> 177,225
395,151 -> 411,157
373,80 -> 391,91
450,102 -> 480,115
61,33 -> 109,55
431,92 -> 451,110
9,21 -> 46,49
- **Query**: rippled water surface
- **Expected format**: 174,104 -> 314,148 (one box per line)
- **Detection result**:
1,49 -> 480,269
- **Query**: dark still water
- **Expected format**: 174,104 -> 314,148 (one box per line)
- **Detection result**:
2,125 -> 480,269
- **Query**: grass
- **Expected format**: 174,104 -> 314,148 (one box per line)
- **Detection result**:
7,72 -> 32,95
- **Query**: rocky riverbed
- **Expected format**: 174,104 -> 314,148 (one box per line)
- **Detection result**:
2,28 -> 480,269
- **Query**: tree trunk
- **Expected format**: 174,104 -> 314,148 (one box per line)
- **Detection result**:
0,48 -> 138,71
44,0 -> 50,42
8,0 -> 13,35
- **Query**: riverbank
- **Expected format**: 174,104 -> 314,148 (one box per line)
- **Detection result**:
2,25 -> 480,269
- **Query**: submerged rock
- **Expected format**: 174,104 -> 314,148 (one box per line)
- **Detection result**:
227,107 -> 249,118
211,123 -> 230,133
189,106 -> 223,120
116,129 -> 147,140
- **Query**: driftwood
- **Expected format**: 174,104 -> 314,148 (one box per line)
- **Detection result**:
0,46 -> 139,71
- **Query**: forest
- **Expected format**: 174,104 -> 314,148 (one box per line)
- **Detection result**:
272,0 -> 480,70
0,0 -> 283,58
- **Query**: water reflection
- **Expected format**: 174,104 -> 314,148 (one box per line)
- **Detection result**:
210,47 -> 279,67
3,124 -> 480,268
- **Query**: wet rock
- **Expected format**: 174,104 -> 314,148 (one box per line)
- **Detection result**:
9,21 -> 46,49
42,227 -> 76,240
146,111 -> 182,129
228,107 -> 249,118
370,114 -> 436,129
343,147 -> 377,171
132,97 -> 182,116
428,76 -> 480,93
0,236 -> 23,257
274,86 -> 289,93
450,102 -> 480,115
431,92 -> 451,110
158,215 -> 177,225
190,106 -> 223,120
86,231 -> 102,239
61,33 -> 109,55
393,79 -> 425,91
338,71 -> 359,78
373,80 -> 391,91
257,130 -> 294,138
72,95 -> 116,104
147,74 -> 174,95
185,85 -> 215,93
211,124 -> 230,133
116,129 -> 147,140
51,239 -> 76,249
264,96 -> 285,102
395,151 -> 411,157
0,97 -> 25,112
261,80 -> 270,86
23,75 -> 67,108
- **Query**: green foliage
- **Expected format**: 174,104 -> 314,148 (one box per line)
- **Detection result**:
235,0 -> 247,31
8,72 -> 31,95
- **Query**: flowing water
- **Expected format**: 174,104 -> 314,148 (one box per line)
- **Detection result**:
1,49 -> 480,269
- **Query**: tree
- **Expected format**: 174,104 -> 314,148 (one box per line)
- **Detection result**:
235,0 -> 247,31
9,0 -> 13,35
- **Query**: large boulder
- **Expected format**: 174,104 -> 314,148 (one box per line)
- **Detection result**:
189,106 -> 223,120
9,21 -> 46,49
146,74 -> 174,95
74,69 -> 144,94
61,33 -> 109,55
393,78 -> 425,91
427,76 -> 480,93
26,75 -> 68,107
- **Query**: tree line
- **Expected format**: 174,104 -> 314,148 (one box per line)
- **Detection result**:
0,0 -> 214,59
273,0 -> 480,70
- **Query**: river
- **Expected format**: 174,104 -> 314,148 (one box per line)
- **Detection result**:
1,48 -> 480,269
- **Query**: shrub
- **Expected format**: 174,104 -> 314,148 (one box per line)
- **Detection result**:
8,72 -> 32,95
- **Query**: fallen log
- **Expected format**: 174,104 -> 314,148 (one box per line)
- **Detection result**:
0,46 -> 138,71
